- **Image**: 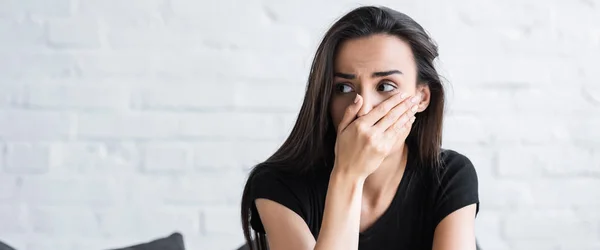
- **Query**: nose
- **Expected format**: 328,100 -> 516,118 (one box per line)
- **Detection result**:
356,92 -> 379,117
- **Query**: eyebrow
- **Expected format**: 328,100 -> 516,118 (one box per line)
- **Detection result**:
334,70 -> 403,79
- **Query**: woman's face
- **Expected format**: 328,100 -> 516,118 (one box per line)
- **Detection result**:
329,34 -> 429,131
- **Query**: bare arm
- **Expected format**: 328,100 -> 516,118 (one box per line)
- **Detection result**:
432,204 -> 478,250
255,170 -> 365,250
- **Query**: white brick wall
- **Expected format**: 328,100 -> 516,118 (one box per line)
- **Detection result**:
0,0 -> 598,249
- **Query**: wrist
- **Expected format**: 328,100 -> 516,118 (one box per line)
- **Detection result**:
331,165 -> 367,185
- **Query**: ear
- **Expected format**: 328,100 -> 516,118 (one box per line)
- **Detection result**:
416,84 -> 431,113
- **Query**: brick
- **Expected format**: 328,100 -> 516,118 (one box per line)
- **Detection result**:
479,180 -> 534,210
30,206 -> 100,236
46,16 -> 101,49
232,140 -> 282,170
4,143 -> 52,174
277,113 -> 300,140
255,0 -> 352,29
0,18 -> 46,53
106,22 -> 202,50
569,117 -> 600,144
78,0 -> 165,24
0,84 -> 22,108
528,179 -> 600,209
95,207 -> 200,238
17,176 -> 125,205
540,146 -> 599,177
504,210 -> 599,241
0,0 -> 73,18
0,143 -> 4,171
178,112 -> 280,140
132,83 -> 234,110
128,173 -> 246,205
508,240 -> 561,250
185,235 -> 247,250
75,112 -> 180,140
439,146 -> 496,182
0,111 -> 73,141
558,242 -> 600,250
0,176 -> 20,200
233,82 -> 305,112
0,236 -> 26,250
76,50 -> 307,80
163,17 -> 313,52
192,140 -> 236,170
26,238 -> 117,250
193,140 -> 281,171
51,142 -> 139,174
0,205 -> 28,234
74,53 -> 158,78
0,53 -> 80,80
444,55 -> 581,86
481,114 -> 572,145
444,2 -> 599,58
170,0 -> 266,28
583,83 -> 600,106
140,143 -> 193,173
512,87 -> 596,114
448,84 -> 595,116
442,114 -> 490,145
19,84 -> 130,110
156,50 -> 308,81
445,86 -> 513,114
474,211 -> 509,250
202,206 -> 242,236
497,146 -> 544,178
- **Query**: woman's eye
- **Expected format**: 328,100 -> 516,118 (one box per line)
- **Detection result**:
378,82 -> 397,92
335,83 -> 353,94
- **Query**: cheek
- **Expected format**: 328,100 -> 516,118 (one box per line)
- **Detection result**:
329,99 -> 347,130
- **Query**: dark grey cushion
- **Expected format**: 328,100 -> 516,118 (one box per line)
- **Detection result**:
0,240 -> 17,250
108,232 -> 185,250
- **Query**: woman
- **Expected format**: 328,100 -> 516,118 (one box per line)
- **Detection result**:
240,5 -> 479,250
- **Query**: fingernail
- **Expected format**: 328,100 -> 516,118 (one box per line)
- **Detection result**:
410,116 -> 416,123
354,94 -> 359,103
399,92 -> 407,99
411,105 -> 418,113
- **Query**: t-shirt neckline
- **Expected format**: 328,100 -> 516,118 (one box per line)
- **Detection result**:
358,151 -> 414,237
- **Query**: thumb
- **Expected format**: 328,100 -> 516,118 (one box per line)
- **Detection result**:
337,94 -> 363,135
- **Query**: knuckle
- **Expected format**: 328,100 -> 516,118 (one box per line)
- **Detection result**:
356,125 -> 371,138
402,99 -> 412,109
375,104 -> 388,114
365,132 -> 378,144
355,122 -> 368,133
375,143 -> 388,154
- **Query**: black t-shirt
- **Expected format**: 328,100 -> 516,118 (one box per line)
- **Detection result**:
249,149 -> 480,250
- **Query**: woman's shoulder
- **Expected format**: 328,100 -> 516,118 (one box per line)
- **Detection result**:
249,163 -> 330,195
438,148 -> 478,178
419,149 -> 480,227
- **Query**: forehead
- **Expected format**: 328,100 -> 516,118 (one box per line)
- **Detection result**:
334,34 -> 415,73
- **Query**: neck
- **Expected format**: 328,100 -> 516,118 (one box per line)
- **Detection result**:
363,142 -> 408,201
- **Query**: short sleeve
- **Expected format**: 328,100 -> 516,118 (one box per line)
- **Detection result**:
432,151 -> 480,228
249,170 -> 308,234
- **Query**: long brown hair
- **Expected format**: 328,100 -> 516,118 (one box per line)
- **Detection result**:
240,5 -> 445,249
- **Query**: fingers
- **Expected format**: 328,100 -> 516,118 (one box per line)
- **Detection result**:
337,94 -> 363,134
372,94 -> 420,133
357,92 -> 409,126
383,106 -> 417,139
